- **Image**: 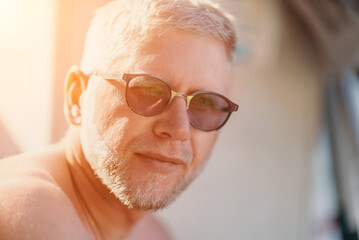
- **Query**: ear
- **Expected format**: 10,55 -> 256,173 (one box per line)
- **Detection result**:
64,66 -> 89,126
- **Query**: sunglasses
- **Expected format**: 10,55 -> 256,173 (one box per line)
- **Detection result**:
94,72 -> 238,132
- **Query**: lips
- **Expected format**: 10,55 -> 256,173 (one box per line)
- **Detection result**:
133,152 -> 187,174
136,152 -> 186,166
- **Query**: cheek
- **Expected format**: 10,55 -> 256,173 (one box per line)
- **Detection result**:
190,131 -> 218,171
81,81 -> 131,152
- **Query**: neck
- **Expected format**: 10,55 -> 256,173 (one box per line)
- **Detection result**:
62,127 -> 146,240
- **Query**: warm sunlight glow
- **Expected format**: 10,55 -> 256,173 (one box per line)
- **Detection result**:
0,0 -> 55,151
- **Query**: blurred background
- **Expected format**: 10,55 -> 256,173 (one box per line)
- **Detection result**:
0,0 -> 359,239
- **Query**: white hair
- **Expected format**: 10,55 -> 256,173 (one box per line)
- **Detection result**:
80,0 -> 236,74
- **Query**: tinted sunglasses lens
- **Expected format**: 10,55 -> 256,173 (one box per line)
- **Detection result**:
188,93 -> 230,131
126,76 -> 171,116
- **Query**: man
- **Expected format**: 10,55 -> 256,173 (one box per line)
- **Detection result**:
0,0 -> 237,239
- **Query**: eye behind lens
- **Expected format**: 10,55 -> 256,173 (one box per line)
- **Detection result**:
188,92 -> 231,131
126,75 -> 172,116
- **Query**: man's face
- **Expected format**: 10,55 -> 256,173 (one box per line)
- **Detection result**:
79,31 -> 231,210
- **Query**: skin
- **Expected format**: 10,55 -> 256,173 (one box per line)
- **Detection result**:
0,31 -> 230,239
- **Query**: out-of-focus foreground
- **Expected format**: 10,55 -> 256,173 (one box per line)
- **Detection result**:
0,0 -> 358,239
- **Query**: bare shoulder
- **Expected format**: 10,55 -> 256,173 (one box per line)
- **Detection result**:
0,154 -> 90,240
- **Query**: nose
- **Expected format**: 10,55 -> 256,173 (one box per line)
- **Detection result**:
153,97 -> 191,141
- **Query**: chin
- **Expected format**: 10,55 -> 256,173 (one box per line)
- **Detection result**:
87,137 -> 202,211
117,173 -> 192,211
97,161 -> 194,211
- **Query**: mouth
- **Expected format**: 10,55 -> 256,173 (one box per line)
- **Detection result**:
135,152 -> 185,173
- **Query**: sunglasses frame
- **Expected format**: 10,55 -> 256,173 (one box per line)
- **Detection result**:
94,72 -> 238,132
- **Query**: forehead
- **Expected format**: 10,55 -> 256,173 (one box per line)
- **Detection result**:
128,31 -> 232,94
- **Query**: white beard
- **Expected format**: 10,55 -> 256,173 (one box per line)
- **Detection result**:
81,120 -> 198,211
